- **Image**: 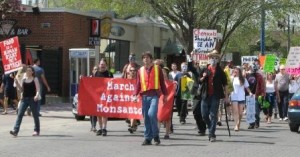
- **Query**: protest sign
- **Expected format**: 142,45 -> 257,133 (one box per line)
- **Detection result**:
78,77 -> 175,120
181,76 -> 194,100
246,96 -> 256,124
280,58 -> 286,65
241,56 -> 258,65
0,36 -> 22,74
286,47 -> 300,74
263,54 -> 276,72
193,29 -> 217,52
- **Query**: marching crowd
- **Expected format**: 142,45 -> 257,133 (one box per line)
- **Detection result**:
85,49 -> 299,145
2,50 -> 299,146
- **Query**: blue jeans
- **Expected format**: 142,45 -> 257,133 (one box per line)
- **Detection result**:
142,95 -> 159,141
13,97 -> 40,133
262,93 -> 275,117
201,95 -> 220,137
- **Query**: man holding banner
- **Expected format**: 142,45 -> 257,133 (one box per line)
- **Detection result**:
133,51 -> 167,146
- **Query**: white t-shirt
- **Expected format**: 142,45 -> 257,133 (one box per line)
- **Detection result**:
169,71 -> 180,80
231,77 -> 249,101
266,80 -> 275,93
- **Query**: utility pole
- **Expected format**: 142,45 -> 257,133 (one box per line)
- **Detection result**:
287,15 -> 291,53
260,0 -> 266,56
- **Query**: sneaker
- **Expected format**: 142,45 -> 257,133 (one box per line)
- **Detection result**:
102,129 -> 107,136
254,123 -> 260,128
9,130 -> 18,137
141,139 -> 152,146
154,137 -> 161,145
96,129 -> 102,136
32,131 -> 40,136
248,125 -> 255,129
1,111 -> 7,115
210,137 -> 216,142
164,135 -> 170,139
217,121 -> 222,126
136,120 -> 141,126
279,118 -> 283,121
198,131 -> 206,136
284,117 -> 289,121
180,120 -> 186,124
128,127 -> 134,134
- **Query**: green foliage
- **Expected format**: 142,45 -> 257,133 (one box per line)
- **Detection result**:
56,0 -> 300,55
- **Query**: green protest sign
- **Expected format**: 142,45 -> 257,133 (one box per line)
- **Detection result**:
280,58 -> 286,65
264,54 -> 276,73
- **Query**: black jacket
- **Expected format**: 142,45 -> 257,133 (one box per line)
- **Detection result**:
199,64 -> 227,99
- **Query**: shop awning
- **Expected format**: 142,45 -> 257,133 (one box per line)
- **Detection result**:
104,42 -> 116,52
162,39 -> 183,55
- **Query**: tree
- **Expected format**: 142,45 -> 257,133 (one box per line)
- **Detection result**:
0,0 -> 23,19
59,0 -> 300,55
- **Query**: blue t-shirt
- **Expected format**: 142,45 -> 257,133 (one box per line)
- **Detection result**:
33,65 -> 44,84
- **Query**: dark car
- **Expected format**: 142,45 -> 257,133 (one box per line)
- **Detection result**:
72,94 -> 86,120
288,89 -> 300,132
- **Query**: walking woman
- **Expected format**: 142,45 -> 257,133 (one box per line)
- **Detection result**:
264,72 -> 277,124
10,66 -> 40,137
231,67 -> 252,131
95,59 -> 113,136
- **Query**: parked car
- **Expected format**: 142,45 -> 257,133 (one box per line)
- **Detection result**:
72,94 -> 86,120
288,89 -> 300,132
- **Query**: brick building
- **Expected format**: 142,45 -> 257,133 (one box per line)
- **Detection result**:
0,8 -> 96,97
0,7 -> 178,98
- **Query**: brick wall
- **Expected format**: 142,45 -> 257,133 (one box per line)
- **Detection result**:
1,12 -> 94,97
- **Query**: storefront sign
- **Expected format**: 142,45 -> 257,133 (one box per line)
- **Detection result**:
88,37 -> 100,46
0,27 -> 32,37
110,25 -> 125,37
0,37 -> 22,74
90,19 -> 100,37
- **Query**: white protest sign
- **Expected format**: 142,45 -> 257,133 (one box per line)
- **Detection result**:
246,96 -> 256,124
193,29 -> 217,52
285,47 -> 300,74
241,56 -> 258,65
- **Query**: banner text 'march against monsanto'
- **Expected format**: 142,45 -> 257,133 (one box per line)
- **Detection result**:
78,77 -> 175,121
0,36 -> 22,74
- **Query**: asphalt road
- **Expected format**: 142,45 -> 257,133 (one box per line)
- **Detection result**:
0,103 -> 299,157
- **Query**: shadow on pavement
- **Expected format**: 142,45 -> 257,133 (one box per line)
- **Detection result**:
40,115 -> 75,120
160,143 -> 207,147
219,140 -> 275,145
